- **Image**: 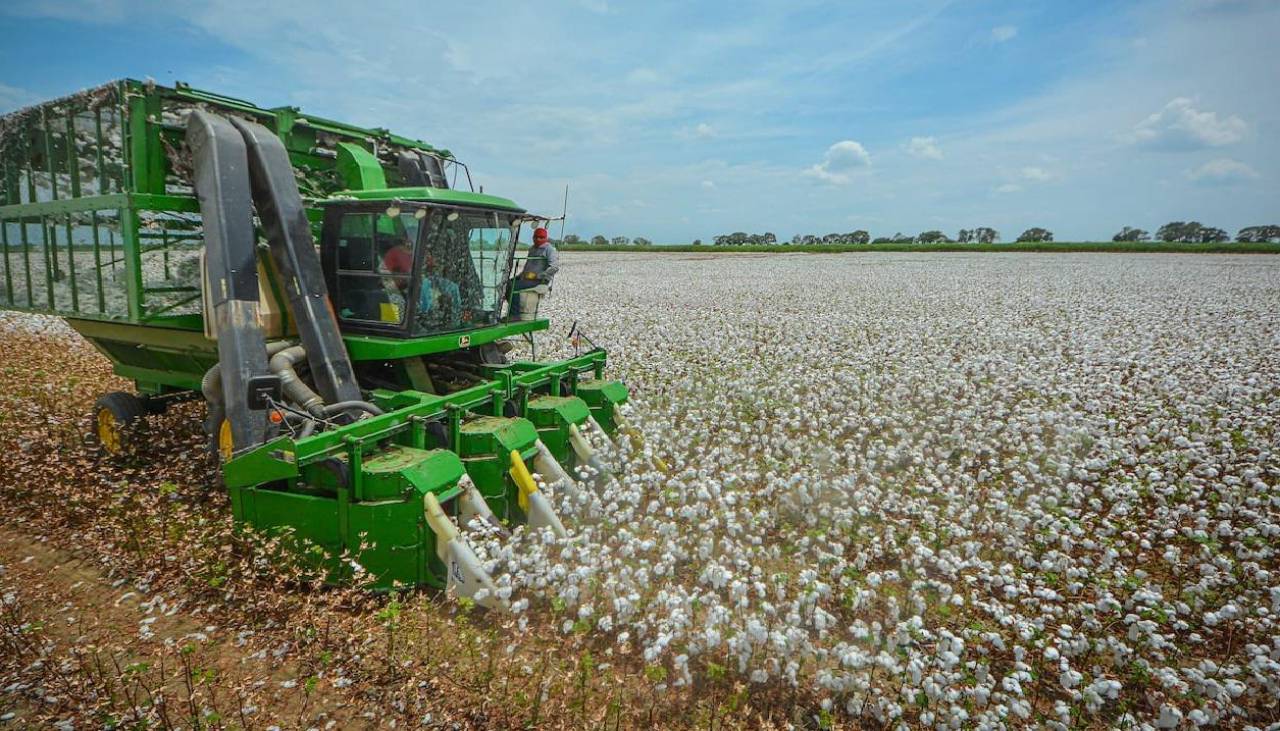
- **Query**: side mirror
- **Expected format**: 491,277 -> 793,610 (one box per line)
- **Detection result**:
246,374 -> 283,410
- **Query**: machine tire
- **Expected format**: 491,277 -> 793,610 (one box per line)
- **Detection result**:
142,396 -> 169,415
93,392 -> 149,456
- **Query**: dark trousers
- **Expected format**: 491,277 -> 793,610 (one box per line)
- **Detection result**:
510,277 -> 539,317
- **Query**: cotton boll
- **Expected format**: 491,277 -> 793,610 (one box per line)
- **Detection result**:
462,253 -> 1280,727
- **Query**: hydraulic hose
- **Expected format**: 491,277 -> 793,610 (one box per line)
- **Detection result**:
295,401 -> 384,439
207,345 -> 381,440
322,400 -> 385,417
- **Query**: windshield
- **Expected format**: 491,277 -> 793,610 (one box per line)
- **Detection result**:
413,209 -> 518,335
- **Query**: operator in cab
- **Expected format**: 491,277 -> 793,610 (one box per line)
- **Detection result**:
375,232 -> 415,323
381,236 -> 414,278
510,227 -> 559,318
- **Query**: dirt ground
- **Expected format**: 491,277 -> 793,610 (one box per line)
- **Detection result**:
0,530 -> 377,729
0,312 -> 792,730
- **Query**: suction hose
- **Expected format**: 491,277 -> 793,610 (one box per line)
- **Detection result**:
202,340 -> 294,445
270,345 -> 325,417
205,343 -> 383,440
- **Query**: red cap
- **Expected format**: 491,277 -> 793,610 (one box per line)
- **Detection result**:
533,227 -> 549,243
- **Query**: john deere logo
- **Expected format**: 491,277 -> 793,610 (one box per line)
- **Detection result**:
458,335 -> 471,348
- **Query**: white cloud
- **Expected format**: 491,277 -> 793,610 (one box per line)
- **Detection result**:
805,140 -> 871,184
993,166 -> 1052,193
700,179 -> 716,189
1128,97 -> 1247,149
1020,166 -> 1052,181
694,122 -> 715,139
905,136 -> 942,159
1187,158 -> 1259,183
5,0 -> 1274,242
990,25 -> 1018,43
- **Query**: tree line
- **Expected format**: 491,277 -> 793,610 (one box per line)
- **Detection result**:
712,228 -> 1056,245
705,222 -> 1279,246
559,234 -> 656,247
1114,223 -> 1280,243
551,222 -> 1279,247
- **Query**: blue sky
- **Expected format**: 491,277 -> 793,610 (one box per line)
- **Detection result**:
2,0 -> 1276,242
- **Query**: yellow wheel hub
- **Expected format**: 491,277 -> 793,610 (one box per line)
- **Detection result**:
218,419 -> 234,461
97,408 -> 123,454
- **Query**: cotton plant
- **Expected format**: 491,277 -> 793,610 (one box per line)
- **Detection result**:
465,252 -> 1280,726
463,252 -> 1280,727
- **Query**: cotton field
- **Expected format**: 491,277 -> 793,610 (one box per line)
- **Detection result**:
1,251 -> 1278,729
485,252 -> 1280,728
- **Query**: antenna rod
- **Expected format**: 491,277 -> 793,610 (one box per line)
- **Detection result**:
559,184 -> 569,241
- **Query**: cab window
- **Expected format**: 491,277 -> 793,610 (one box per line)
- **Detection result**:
333,211 -> 419,326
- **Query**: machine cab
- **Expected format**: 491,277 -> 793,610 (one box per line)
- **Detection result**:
319,191 -> 525,339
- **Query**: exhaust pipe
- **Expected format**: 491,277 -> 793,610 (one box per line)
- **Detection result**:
202,341 -> 295,452
202,340 -> 294,408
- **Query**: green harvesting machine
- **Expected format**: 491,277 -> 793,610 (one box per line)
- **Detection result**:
0,79 -> 634,602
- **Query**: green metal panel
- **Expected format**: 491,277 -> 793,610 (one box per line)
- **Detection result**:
576,379 -> 630,433
325,186 -> 524,213
458,416 -> 539,523
230,439 -> 468,589
66,316 -> 208,342
225,440 -> 300,490
525,395 -> 591,468
231,486 -> 345,580
346,498 -> 432,589
335,143 -> 387,191
67,317 -> 215,391
342,320 -> 547,360
361,445 -> 462,501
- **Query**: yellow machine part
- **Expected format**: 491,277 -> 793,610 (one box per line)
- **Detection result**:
218,419 -> 234,461
509,449 -> 539,512
96,408 -> 123,455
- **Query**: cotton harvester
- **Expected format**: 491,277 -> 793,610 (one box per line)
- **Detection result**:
0,80 -> 634,606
